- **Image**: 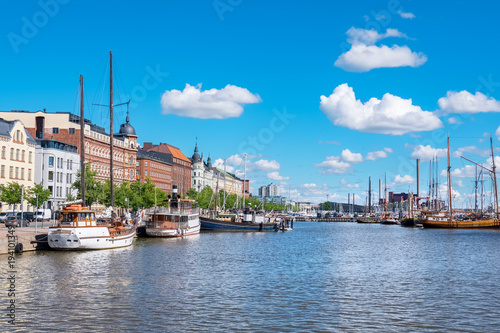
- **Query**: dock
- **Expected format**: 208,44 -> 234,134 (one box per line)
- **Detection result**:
0,225 -> 51,255
295,217 -> 355,222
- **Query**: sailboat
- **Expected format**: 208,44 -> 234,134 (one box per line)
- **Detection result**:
420,137 -> 500,228
48,52 -> 138,249
381,173 -> 398,224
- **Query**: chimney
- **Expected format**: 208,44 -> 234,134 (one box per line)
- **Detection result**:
143,142 -> 153,150
379,179 -> 382,202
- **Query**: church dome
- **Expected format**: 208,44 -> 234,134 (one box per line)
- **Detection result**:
119,115 -> 136,135
192,144 -> 201,163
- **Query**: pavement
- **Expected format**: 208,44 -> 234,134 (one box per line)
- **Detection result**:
0,222 -> 54,254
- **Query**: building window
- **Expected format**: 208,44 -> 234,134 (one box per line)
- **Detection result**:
28,151 -> 32,163
21,168 -> 24,179
1,146 -> 5,159
10,148 -> 13,159
136,161 -> 139,167
48,156 -> 54,166
69,128 -> 75,134
130,156 -> 133,164
15,149 -> 19,160
28,169 -> 31,181
48,186 -> 53,194
9,166 -> 13,178
48,171 -> 53,181
129,169 -> 133,178
15,167 -> 18,179
145,161 -> 148,167
53,128 -> 59,134
0,165 -> 4,178
21,150 -> 25,161
145,170 -> 148,176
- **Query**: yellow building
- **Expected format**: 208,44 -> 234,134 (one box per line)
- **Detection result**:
0,119 -> 36,211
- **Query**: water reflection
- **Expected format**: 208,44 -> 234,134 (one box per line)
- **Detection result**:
3,224 -> 500,331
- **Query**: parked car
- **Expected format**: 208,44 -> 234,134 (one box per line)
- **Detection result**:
16,212 -> 35,222
0,212 -> 15,221
4,216 -> 30,227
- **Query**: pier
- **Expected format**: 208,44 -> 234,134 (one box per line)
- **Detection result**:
0,226 -> 50,254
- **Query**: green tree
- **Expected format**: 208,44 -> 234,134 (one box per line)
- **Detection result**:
186,188 -> 198,200
198,185 -> 213,209
72,165 -> 102,207
0,182 -> 24,211
26,183 -> 51,210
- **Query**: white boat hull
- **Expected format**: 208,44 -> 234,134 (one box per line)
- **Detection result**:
146,223 -> 200,237
48,227 -> 136,250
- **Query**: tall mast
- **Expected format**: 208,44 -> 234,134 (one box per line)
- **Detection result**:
490,136 -> 499,219
80,75 -> 85,206
447,137 -> 453,220
384,173 -> 387,214
109,51 -> 114,210
242,153 -> 246,209
368,176 -> 371,214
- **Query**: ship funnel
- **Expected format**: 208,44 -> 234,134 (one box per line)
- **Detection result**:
172,185 -> 178,201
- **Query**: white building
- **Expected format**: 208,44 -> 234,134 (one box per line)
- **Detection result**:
259,183 -> 279,197
35,139 -> 80,211
0,119 -> 36,211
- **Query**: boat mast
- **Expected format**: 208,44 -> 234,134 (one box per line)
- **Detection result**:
447,137 -> 453,220
384,173 -> 387,214
490,136 -> 499,219
242,153 -> 246,209
109,51 -> 115,210
80,75 -> 85,206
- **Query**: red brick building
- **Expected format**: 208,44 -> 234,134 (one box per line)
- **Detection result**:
143,142 -> 191,195
136,149 -> 173,194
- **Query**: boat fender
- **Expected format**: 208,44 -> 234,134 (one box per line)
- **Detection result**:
259,222 -> 263,232
14,243 -> 23,253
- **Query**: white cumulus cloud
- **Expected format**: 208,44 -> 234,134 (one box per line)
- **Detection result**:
398,10 -> 415,19
497,126 -> 500,141
392,174 -> 415,186
253,159 -> 280,172
161,83 -> 262,119
315,156 -> 352,175
346,27 -> 408,45
213,158 -> 235,173
341,149 -> 363,163
438,90 -> 500,114
267,171 -> 290,181
335,44 -> 427,72
410,145 -> 447,160
365,150 -> 388,161
320,83 -> 443,135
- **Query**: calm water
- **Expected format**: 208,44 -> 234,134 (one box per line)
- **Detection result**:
3,222 -> 500,332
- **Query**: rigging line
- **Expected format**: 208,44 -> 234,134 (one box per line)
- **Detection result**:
72,74 -> 80,116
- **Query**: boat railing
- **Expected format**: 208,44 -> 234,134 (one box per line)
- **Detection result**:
145,207 -> 199,215
146,221 -> 190,229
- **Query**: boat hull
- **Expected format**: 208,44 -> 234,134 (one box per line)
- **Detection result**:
47,227 -> 136,250
421,219 -> 500,228
200,216 -> 277,231
146,224 -> 200,237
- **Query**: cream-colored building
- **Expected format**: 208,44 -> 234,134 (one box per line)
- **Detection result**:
0,119 -> 36,211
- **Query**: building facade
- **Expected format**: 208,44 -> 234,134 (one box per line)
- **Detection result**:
143,142 -> 191,195
259,183 -> 279,197
136,149 -> 173,194
0,119 -> 36,211
35,139 -> 80,210
0,110 -> 138,185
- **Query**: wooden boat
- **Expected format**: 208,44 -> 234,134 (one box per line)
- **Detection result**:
200,209 -> 278,231
421,137 -> 500,228
380,215 -> 399,224
145,188 -> 200,237
47,204 -> 137,250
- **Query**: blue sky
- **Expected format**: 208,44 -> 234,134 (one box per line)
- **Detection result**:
1,0 -> 500,207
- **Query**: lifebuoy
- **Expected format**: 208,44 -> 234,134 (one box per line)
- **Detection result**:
14,243 -> 23,253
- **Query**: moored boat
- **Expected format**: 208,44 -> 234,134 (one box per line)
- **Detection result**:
145,186 -> 200,237
47,204 -> 137,250
200,208 -> 278,231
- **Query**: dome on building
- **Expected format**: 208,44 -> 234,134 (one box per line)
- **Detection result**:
192,143 -> 201,163
118,115 -> 136,136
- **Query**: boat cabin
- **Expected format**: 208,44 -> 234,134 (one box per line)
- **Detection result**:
57,205 -> 97,227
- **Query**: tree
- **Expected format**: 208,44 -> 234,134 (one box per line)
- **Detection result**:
198,185 -> 213,209
72,165 -> 102,207
186,188 -> 198,200
26,183 -> 51,210
0,182 -> 24,211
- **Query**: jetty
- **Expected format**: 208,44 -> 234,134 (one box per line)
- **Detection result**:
0,226 -> 50,254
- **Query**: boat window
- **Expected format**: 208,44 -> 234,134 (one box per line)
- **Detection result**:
78,213 -> 82,221
86,213 -> 90,220
91,213 -> 95,220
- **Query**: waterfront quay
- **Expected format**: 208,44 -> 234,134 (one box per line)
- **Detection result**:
0,225 -> 50,254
